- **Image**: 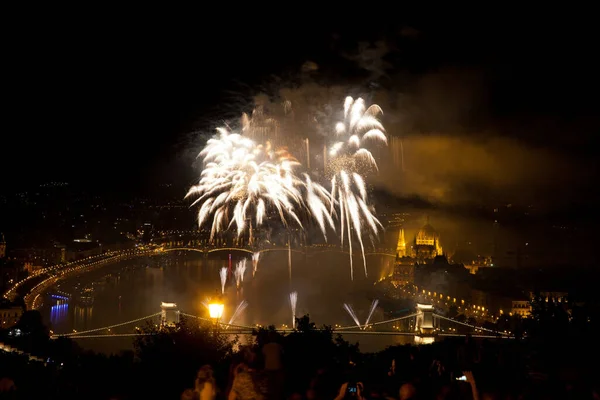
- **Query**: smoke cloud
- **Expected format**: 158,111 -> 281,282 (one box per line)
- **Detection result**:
176,38 -> 597,265
224,74 -> 586,212
374,133 -> 579,209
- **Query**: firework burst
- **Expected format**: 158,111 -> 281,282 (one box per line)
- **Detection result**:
219,267 -> 227,294
343,303 -> 361,328
252,252 -> 260,276
289,291 -> 298,329
235,259 -> 247,288
187,128 -> 334,242
228,299 -> 248,325
328,96 -> 387,279
364,299 -> 379,328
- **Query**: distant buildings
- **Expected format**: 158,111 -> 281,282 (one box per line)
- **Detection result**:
463,256 -> 493,275
534,291 -> 568,304
392,228 -> 414,286
0,235 -> 20,292
396,228 -> 407,257
389,219 -> 573,319
0,233 -> 6,259
414,221 -> 443,260
392,219 -> 445,286
11,246 -> 65,270
0,304 -> 22,329
511,298 -> 531,317
394,218 -> 443,261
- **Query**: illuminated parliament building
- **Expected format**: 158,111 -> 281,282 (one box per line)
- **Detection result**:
392,218 -> 444,286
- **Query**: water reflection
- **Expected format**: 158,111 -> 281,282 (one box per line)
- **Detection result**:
50,302 -> 69,327
73,305 -> 94,331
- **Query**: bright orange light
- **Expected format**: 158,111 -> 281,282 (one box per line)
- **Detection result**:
208,303 -> 224,319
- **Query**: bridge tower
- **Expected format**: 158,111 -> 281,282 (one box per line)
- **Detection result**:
415,303 -> 435,334
160,302 -> 179,327
414,303 -> 436,344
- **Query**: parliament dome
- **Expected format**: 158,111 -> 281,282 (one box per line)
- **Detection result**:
416,223 -> 438,246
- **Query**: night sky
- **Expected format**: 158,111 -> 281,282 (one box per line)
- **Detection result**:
3,8 -> 599,214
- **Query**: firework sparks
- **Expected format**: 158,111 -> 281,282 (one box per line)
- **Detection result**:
252,252 -> 260,276
187,128 -> 303,239
228,299 -> 248,325
305,138 -> 310,169
235,259 -> 247,289
303,174 -> 335,241
289,291 -> 298,329
343,303 -> 361,328
364,299 -> 379,328
288,236 -> 292,283
187,128 -> 334,242
219,267 -> 227,294
328,96 -> 386,279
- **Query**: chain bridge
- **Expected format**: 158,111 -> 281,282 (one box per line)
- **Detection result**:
50,302 -> 513,342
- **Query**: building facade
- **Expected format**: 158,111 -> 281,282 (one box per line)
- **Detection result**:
1,306 -> 22,329
0,233 -> 6,259
413,221 -> 443,261
511,300 -> 531,317
392,228 -> 415,286
392,220 -> 445,286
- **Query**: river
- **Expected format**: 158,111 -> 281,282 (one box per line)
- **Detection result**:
41,251 -> 416,353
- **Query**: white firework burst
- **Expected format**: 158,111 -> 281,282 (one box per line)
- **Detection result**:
187,128 -> 333,240
328,96 -> 387,279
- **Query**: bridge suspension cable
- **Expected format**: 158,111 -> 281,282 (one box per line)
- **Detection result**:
178,312 -> 255,330
433,313 -> 511,336
369,313 -> 418,327
60,333 -> 156,339
335,313 -> 418,330
53,313 -> 162,338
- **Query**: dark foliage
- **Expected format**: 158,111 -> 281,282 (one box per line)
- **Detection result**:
1,310 -> 600,399
132,317 -> 236,399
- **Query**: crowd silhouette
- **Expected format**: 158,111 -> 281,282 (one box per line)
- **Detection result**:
1,312 -> 600,399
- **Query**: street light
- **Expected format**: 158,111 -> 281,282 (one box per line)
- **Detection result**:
208,302 -> 224,320
208,296 -> 224,332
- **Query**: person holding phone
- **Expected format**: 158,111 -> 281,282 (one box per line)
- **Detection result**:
334,381 -> 365,400
459,371 -> 479,400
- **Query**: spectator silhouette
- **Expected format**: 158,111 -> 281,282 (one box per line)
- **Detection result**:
399,382 -> 417,400
262,331 -> 284,399
262,331 -> 283,371
195,365 -> 217,400
229,348 -> 268,400
181,388 -> 199,400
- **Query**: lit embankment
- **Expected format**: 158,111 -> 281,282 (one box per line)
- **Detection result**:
3,248 -> 159,310
383,279 -> 500,324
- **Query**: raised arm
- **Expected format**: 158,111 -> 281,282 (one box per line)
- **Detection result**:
463,370 -> 479,400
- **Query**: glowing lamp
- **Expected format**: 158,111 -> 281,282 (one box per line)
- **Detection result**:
208,302 -> 224,320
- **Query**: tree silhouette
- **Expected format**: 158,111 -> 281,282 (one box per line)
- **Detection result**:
528,292 -> 569,341
134,317 -> 236,399
12,310 -> 49,354
253,325 -> 283,349
447,305 -> 459,319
